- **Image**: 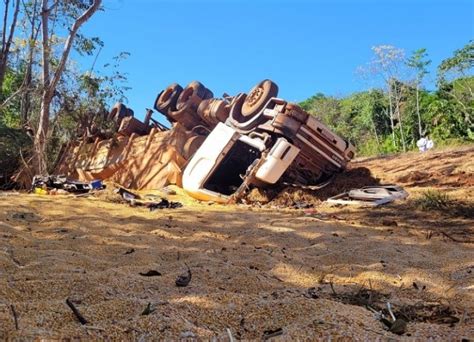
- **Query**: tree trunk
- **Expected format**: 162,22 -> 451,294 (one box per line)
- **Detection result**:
0,0 -> 20,88
20,1 -> 40,125
387,86 -> 396,148
394,85 -> 407,152
416,81 -> 422,137
34,94 -> 51,174
371,116 -> 380,152
33,0 -> 51,175
33,0 -> 102,175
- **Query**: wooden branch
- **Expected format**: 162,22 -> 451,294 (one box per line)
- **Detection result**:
40,0 -> 50,89
47,0 -> 58,13
441,231 -> 473,244
0,83 -> 34,109
21,0 -> 32,25
47,0 -> 102,100
0,0 -> 20,86
10,304 -> 19,330
1,0 -> 9,52
66,298 -> 88,325
4,0 -> 21,58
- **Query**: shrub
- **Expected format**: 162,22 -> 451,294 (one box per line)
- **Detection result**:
414,189 -> 453,211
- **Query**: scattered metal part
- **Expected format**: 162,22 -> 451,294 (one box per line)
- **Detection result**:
327,185 -> 408,207
387,302 -> 396,321
175,264 -> 192,287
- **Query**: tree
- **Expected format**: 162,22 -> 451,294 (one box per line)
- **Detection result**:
34,0 -> 102,174
19,0 -> 41,125
0,0 -> 20,88
359,45 -> 408,151
407,48 -> 431,137
437,40 -> 474,138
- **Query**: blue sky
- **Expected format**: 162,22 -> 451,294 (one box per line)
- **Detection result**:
80,0 -> 473,122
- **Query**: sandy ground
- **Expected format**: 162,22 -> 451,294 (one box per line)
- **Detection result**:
0,146 -> 473,340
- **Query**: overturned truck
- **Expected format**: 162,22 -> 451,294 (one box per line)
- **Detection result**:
56,80 -> 355,202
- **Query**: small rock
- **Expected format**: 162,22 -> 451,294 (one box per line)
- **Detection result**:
180,331 -> 195,338
162,187 -> 176,195
306,287 -> 319,299
382,219 -> 398,227
176,264 -> 192,287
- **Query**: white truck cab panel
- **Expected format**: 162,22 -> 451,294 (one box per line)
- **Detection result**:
182,123 -> 238,202
255,138 -> 300,184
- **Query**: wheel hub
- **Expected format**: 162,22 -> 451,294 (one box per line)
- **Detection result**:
246,87 -> 264,106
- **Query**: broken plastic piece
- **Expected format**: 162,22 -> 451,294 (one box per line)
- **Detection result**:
326,185 -> 408,207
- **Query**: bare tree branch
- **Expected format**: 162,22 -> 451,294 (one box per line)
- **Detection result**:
1,0 -> 9,52
0,0 -> 20,86
47,0 -> 102,100
34,0 -> 102,174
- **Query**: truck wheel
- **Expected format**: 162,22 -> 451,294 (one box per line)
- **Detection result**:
177,81 -> 213,110
188,81 -> 213,99
155,83 -> 183,115
183,135 -> 206,159
108,102 -> 127,121
241,79 -> 278,117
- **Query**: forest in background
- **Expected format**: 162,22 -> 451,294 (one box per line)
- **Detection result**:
0,0 -> 473,187
300,42 -> 473,156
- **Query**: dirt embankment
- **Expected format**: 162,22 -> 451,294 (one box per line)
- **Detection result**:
0,146 -> 473,340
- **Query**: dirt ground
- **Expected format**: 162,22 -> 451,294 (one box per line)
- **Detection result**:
0,146 -> 473,340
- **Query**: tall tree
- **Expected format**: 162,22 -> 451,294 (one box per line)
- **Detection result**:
19,0 -> 41,125
0,0 -> 21,88
407,48 -> 431,137
34,0 -> 102,174
437,40 -> 474,138
367,45 -> 408,151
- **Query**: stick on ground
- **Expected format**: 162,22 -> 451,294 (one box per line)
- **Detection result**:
66,298 -> 89,325
10,304 -> 18,330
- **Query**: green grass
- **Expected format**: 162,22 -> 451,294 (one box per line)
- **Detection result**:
414,189 -> 454,211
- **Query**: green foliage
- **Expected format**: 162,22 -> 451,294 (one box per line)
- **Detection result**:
0,125 -> 31,188
414,190 -> 453,211
74,34 -> 104,56
407,48 -> 431,81
301,40 -> 474,157
0,68 -> 24,128
438,40 -> 473,84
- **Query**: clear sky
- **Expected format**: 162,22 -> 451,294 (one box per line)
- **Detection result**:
80,0 -> 473,122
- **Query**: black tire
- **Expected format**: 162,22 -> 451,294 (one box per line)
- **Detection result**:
108,102 -> 127,121
154,83 -> 183,114
187,80 -> 213,99
241,79 -> 278,118
182,135 -> 206,159
176,86 -> 195,110
176,81 -> 213,110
